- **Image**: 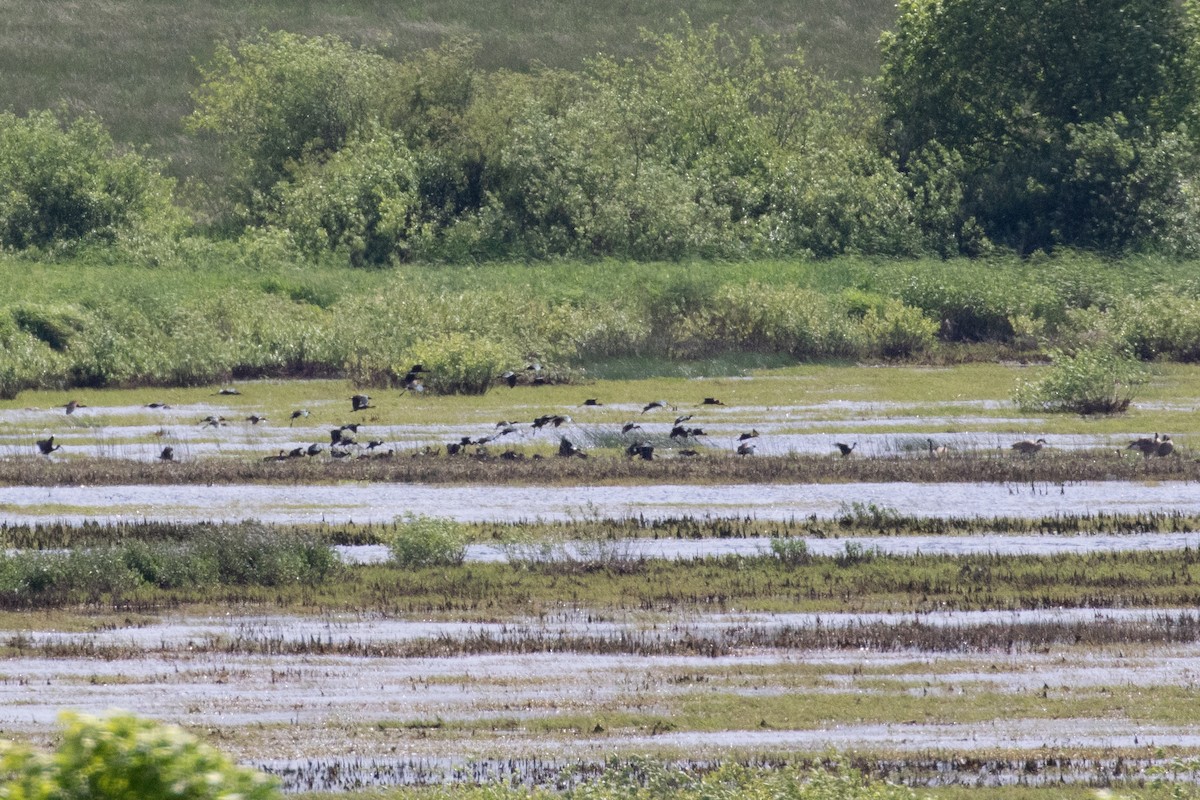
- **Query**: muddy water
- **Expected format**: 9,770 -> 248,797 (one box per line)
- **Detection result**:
3,480 -> 1200,525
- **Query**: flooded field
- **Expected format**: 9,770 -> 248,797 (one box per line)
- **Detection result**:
4,610 -> 1200,790
5,480 -> 1200,525
0,394 -> 1171,462
5,374 -> 1200,792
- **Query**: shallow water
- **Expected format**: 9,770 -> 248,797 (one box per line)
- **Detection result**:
4,480 -> 1200,525
0,397 -> 1161,460
417,531 -> 1200,564
14,609 -> 1195,652
5,610 -> 1200,790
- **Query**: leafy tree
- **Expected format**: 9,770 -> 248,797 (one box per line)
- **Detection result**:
187,31 -> 395,224
0,111 -> 179,251
879,0 -> 1199,254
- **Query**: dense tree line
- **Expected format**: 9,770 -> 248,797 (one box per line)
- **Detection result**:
3,0 -> 1200,264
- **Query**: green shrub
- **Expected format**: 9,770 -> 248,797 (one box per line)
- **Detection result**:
0,711 -> 278,800
0,111 -> 179,252
388,514 -> 468,567
1014,346 -> 1148,414
679,282 -> 862,358
860,299 -> 937,358
769,538 -> 812,566
274,129 -> 420,266
407,332 -> 518,394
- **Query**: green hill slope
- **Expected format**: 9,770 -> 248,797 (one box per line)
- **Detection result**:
0,0 -> 895,179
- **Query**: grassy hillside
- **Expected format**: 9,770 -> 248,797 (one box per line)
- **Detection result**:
0,0 -> 896,179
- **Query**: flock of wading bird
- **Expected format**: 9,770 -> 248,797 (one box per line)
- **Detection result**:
27,377 -> 1182,464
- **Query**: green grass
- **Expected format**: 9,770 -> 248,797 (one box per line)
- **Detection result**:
8,546 -> 1200,616
0,0 -> 896,182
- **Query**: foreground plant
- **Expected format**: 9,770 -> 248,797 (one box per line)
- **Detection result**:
0,711 -> 277,800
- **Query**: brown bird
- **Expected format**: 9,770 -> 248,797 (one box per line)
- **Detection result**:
621,422 -> 643,434
738,429 -> 760,442
702,397 -> 725,405
159,446 -> 175,462
835,442 -> 857,457
289,409 -> 309,426
1128,433 -> 1160,459
36,436 -> 61,455
1011,438 -> 1048,455
582,398 -> 602,406
63,399 -> 86,414
350,394 -> 373,412
642,400 -> 672,414
245,414 -> 267,425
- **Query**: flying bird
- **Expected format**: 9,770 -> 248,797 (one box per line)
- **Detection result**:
738,429 -> 760,442
36,436 -> 61,455
63,400 -> 86,414
642,400 -> 672,414
289,409 -> 309,426
835,442 -> 857,457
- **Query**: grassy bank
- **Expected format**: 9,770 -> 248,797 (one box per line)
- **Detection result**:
6,251 -> 1200,396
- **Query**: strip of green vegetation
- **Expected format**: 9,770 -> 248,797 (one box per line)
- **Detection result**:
6,253 -> 1200,396
1,447 -> 1197,487
0,524 -> 336,608
6,511 -> 1200,550
388,682 -> 1200,734
7,545 -> 1200,617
